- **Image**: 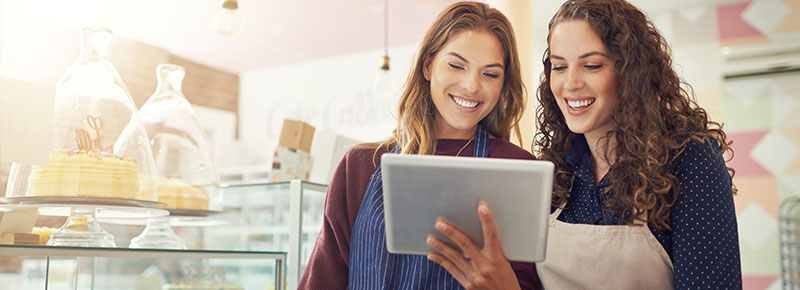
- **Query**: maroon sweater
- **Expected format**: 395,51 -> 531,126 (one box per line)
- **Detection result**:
299,138 -> 543,289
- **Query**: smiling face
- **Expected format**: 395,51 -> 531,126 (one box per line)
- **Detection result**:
549,20 -> 619,140
424,29 -> 505,139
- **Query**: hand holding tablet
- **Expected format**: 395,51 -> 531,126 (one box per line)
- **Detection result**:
381,154 -> 554,263
426,201 -> 525,290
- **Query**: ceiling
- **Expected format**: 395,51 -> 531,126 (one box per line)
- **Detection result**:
0,0 -> 459,73
0,0 -> 733,74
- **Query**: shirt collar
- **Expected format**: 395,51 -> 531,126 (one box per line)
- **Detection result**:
566,135 -> 613,187
565,135 -> 589,168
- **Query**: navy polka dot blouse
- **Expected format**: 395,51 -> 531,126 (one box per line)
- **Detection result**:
556,135 -> 743,289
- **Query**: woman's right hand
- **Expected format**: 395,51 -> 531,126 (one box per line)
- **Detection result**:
426,201 -> 522,290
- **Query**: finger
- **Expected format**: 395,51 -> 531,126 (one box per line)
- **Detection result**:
427,252 -> 472,287
435,219 -> 486,265
427,235 -> 476,273
477,201 -> 503,255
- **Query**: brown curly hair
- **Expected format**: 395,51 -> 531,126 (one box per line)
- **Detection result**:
534,0 -> 736,230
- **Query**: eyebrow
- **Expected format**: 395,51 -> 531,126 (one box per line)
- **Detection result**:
550,51 -> 609,60
444,52 -> 504,69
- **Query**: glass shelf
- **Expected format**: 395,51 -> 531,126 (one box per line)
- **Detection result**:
209,180 -> 327,290
0,245 -> 286,290
0,244 -> 286,259
220,180 -> 328,189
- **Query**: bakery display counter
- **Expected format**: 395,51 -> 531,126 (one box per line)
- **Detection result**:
0,245 -> 286,290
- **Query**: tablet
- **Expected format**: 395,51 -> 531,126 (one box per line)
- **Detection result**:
381,154 -> 554,262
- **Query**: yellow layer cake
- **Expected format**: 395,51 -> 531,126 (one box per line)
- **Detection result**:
27,150 -> 141,199
156,177 -> 210,210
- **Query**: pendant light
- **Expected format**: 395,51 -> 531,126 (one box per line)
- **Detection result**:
373,0 -> 392,95
216,0 -> 244,36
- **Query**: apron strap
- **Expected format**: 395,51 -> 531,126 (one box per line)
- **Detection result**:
550,207 -> 564,226
473,125 -> 489,158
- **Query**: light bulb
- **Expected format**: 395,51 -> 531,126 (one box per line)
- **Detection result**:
373,70 -> 392,97
373,55 -> 392,97
215,3 -> 243,36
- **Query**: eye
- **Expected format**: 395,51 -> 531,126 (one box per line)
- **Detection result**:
483,72 -> 500,79
448,63 -> 465,70
552,65 -> 566,72
585,64 -> 603,70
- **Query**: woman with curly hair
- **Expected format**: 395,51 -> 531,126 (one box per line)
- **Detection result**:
427,0 -> 741,289
299,2 -> 542,289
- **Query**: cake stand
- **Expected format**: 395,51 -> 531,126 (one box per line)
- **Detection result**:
101,208 -> 225,250
0,197 -> 168,248
129,216 -> 189,249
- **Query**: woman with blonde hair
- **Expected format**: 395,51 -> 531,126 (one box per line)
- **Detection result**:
299,1 -> 541,289
429,0 -> 741,289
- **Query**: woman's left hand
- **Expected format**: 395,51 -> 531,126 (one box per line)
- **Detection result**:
426,201 -> 521,290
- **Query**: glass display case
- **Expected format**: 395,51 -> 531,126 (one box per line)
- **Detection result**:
0,245 -> 286,290
208,180 -> 327,290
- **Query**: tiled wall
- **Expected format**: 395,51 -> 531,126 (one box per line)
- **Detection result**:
727,73 -> 800,289
653,0 -> 800,289
719,1 -> 799,289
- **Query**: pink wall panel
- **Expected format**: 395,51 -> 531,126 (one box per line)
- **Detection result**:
717,2 -> 766,43
742,275 -> 779,290
728,130 -> 772,177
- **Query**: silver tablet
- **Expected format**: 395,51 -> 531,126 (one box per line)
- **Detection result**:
381,154 -> 554,262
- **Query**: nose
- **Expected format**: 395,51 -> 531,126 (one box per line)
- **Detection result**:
459,71 -> 481,95
564,68 -> 583,92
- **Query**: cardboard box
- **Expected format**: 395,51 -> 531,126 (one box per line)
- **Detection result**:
270,146 -> 313,181
278,119 -> 315,153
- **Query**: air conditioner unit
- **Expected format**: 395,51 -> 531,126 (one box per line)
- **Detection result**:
721,39 -> 800,79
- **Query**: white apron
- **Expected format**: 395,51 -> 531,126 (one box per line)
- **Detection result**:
536,208 -> 674,290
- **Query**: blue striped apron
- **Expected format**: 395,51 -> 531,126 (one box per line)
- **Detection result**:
348,126 -> 490,290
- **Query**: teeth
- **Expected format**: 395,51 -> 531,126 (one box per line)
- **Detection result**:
452,95 -> 479,108
567,99 -> 594,109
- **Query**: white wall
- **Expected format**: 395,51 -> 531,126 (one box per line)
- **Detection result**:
192,105 -> 237,169
237,45 -> 418,166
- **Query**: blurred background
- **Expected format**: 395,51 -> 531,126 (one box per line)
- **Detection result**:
0,0 -> 798,289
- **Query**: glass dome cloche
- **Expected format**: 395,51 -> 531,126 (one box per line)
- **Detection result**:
138,64 -> 221,212
11,26 -> 158,203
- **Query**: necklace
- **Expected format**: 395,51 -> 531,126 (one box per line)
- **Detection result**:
456,137 -> 476,157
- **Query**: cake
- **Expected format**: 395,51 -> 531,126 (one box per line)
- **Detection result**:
27,149 -> 142,200
156,177 -> 210,210
31,227 -> 59,245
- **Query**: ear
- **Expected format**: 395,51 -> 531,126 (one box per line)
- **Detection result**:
422,57 -> 432,81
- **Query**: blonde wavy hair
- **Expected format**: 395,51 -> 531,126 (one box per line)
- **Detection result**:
364,1 -> 525,156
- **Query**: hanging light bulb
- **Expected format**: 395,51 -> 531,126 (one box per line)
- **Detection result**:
373,0 -> 392,96
215,0 -> 243,36
373,55 -> 392,96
